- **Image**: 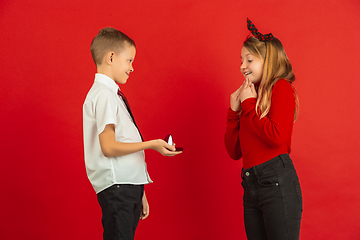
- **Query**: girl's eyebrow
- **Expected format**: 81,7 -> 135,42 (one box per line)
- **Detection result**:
241,53 -> 252,59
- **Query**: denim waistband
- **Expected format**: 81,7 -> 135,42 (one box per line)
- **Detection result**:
242,154 -> 294,178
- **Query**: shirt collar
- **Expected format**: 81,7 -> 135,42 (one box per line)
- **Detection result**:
94,73 -> 120,94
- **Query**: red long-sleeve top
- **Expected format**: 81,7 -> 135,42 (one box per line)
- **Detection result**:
224,79 -> 295,169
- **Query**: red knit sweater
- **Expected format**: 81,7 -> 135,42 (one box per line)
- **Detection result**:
224,79 -> 295,169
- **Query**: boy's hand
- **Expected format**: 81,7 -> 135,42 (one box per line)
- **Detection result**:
150,139 -> 182,156
140,192 -> 149,220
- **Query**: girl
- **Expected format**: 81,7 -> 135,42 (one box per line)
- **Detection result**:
224,19 -> 302,240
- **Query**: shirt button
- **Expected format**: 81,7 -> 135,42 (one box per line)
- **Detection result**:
245,172 -> 250,177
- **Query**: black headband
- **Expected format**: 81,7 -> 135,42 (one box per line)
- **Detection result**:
247,18 -> 274,42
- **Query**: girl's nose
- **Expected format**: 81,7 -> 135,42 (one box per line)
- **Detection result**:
240,62 -> 246,70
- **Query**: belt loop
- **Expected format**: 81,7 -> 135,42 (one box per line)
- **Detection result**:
279,154 -> 288,167
253,166 -> 259,179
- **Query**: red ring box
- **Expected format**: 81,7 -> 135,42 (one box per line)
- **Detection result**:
164,134 -> 183,151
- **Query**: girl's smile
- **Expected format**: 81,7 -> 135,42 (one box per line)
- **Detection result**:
240,47 -> 264,84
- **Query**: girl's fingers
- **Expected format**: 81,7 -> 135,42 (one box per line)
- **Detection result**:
241,79 -> 247,87
232,87 -> 241,97
252,84 -> 256,94
243,79 -> 247,87
242,79 -> 248,89
235,85 -> 242,97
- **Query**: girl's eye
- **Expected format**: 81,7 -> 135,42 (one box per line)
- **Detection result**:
248,60 -> 253,63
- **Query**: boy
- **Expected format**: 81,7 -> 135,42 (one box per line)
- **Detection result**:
83,27 -> 182,240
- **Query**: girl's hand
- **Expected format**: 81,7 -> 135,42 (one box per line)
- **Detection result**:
239,78 -> 257,103
230,85 -> 243,112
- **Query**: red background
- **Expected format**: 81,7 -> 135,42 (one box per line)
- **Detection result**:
1,0 -> 360,239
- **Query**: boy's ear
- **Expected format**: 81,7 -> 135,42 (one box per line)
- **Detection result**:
105,52 -> 115,65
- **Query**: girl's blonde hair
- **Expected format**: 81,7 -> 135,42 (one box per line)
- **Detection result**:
243,36 -> 299,121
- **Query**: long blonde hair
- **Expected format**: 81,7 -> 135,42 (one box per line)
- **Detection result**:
243,36 -> 299,121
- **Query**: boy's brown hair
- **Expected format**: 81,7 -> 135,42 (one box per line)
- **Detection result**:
90,27 -> 136,66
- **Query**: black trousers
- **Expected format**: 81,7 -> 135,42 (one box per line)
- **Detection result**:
97,184 -> 144,240
241,154 -> 303,240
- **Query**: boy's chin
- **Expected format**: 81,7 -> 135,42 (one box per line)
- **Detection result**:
116,79 -> 127,84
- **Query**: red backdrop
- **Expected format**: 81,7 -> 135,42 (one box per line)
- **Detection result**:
1,0 -> 360,239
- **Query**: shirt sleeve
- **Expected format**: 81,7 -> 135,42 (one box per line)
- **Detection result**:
240,80 -> 295,147
95,90 -> 118,135
224,108 -> 242,160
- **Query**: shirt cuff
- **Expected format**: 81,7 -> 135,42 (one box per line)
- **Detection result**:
227,108 -> 240,118
241,98 -> 257,114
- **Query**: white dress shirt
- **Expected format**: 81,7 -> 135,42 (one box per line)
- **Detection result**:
83,73 -> 152,194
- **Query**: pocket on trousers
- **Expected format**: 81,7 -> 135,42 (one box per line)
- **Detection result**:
257,174 -> 279,187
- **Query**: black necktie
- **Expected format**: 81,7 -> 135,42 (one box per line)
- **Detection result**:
117,89 -> 144,141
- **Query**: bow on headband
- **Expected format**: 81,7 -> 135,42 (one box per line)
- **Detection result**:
247,18 -> 274,42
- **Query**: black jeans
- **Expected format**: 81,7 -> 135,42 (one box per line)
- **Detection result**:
97,184 -> 144,240
241,154 -> 302,240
